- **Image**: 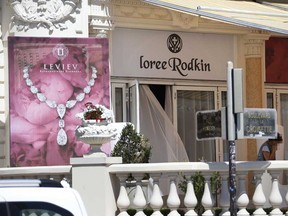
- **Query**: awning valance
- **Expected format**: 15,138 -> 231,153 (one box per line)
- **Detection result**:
143,0 -> 288,35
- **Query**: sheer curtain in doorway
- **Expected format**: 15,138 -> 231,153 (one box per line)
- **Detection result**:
139,85 -> 189,162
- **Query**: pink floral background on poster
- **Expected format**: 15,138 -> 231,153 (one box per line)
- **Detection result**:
8,37 -> 110,166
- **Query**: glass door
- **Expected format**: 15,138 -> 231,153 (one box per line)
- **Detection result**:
128,80 -> 140,132
173,86 -> 221,162
111,83 -> 127,122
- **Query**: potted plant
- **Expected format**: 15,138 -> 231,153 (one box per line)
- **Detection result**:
111,123 -> 152,164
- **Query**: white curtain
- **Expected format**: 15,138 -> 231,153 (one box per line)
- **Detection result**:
139,85 -> 189,162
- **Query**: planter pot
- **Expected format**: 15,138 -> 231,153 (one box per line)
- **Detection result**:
82,119 -> 109,126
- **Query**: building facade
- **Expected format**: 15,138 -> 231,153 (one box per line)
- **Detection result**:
1,0 -> 288,167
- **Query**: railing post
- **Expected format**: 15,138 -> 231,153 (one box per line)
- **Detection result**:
150,173 -> 164,216
236,171 -> 250,216
219,172 -> 230,216
70,157 -> 122,216
252,171 -> 267,216
167,173 -> 181,216
201,173 -> 214,216
268,171 -> 283,216
133,173 -> 147,216
184,172 -> 198,216
116,174 -> 131,216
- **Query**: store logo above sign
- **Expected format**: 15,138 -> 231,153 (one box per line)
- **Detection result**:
167,34 -> 182,53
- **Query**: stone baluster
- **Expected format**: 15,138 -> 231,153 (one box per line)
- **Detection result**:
201,173 -> 214,216
268,171 -> 283,216
167,173 -> 181,216
117,174 -> 131,216
184,173 -> 198,216
252,171 -> 267,216
219,172 -> 230,216
236,172 -> 250,216
133,174 -> 147,216
150,174 -> 164,216
285,173 -> 288,216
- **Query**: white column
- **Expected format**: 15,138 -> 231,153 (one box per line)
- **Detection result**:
219,172 -> 230,216
117,174 -> 131,216
269,171 -> 283,216
133,174 -> 147,216
70,157 -> 122,216
167,174 -> 181,216
236,172 -> 250,216
150,174 -> 164,216
252,171 -> 267,216
184,173 -> 198,216
201,174 -> 214,216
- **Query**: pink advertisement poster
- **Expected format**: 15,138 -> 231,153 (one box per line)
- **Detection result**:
8,37 -> 110,166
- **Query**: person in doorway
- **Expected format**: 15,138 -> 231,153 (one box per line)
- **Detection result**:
256,133 -> 283,161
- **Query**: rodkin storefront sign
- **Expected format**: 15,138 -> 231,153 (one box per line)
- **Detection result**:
196,108 -> 277,140
139,34 -> 211,76
111,28 -> 234,80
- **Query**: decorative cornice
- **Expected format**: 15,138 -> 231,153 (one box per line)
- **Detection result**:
89,0 -> 202,31
9,0 -> 80,32
89,0 -> 258,35
243,32 -> 270,57
171,12 -> 199,29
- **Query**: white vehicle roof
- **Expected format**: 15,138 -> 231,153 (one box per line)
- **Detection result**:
0,179 -> 87,216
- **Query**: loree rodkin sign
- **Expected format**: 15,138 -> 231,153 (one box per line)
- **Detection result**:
196,108 -> 277,141
111,28 -> 234,80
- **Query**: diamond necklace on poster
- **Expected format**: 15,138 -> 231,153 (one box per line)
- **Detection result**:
22,65 -> 98,146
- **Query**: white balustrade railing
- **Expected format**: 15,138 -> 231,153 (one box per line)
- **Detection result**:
0,165 -> 72,182
109,161 -> 288,216
1,160 -> 288,216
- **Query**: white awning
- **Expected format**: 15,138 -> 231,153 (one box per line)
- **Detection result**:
143,0 -> 288,35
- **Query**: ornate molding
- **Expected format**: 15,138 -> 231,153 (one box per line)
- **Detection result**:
243,32 -> 270,57
171,12 -> 199,29
9,0 -> 80,32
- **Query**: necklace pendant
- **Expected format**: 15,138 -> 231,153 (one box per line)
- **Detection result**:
23,66 -> 98,147
57,128 -> 67,146
57,104 -> 66,119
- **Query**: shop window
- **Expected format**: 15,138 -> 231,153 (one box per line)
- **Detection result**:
266,89 -> 288,160
111,83 -> 127,122
176,90 -> 216,162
